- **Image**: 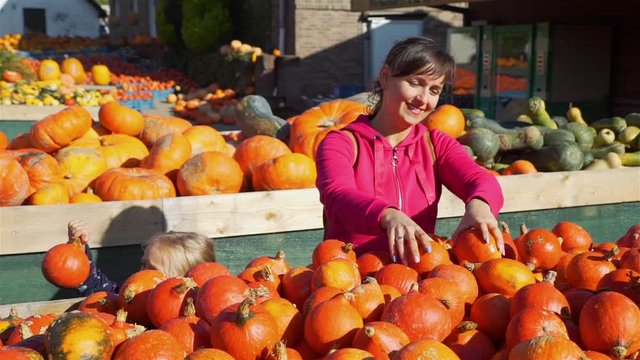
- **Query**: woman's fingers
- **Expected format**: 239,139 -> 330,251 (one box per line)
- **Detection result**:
489,222 -> 505,256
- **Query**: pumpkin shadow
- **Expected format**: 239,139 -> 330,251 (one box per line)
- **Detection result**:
50,205 -> 167,300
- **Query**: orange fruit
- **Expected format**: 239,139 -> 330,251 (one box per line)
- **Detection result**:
501,160 -> 538,175
423,104 -> 466,138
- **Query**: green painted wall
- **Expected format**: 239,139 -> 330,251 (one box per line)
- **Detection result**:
0,121 -> 34,140
1,202 -> 638,305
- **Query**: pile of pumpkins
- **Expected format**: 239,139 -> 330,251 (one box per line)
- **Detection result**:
0,100 -> 320,206
1,221 -> 640,359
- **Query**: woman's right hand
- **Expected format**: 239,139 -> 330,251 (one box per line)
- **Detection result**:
68,219 -> 91,244
380,208 -> 433,265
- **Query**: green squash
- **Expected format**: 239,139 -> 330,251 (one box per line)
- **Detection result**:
457,128 -> 500,166
235,95 -> 290,141
522,141 -> 584,172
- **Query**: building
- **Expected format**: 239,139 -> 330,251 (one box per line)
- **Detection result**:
0,0 -> 107,38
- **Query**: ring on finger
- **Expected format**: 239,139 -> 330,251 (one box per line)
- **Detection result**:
397,235 -> 405,241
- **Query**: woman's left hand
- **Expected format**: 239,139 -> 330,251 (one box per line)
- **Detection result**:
451,198 -> 505,255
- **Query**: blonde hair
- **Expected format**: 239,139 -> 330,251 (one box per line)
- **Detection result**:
142,231 -> 216,277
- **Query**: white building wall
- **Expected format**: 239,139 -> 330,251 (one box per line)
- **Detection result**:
0,0 -> 101,38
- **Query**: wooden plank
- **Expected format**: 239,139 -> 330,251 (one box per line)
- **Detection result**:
0,297 -> 84,318
0,105 -> 101,121
1,167 -> 638,255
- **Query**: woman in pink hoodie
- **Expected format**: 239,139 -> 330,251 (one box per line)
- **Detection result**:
316,37 -> 504,265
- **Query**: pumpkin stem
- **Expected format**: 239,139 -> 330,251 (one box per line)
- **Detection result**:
525,263 -> 536,271
275,250 -> 286,261
173,277 -> 198,294
236,297 -> 256,326
409,282 -> 419,293
271,341 -> 288,360
19,322 -> 33,338
69,236 -> 85,247
364,325 -> 376,338
500,221 -> 511,234
8,307 -> 20,319
259,266 -> 275,281
183,297 -> 196,317
612,345 -> 628,359
248,284 -> 270,299
542,270 -> 557,284
122,288 -> 136,303
457,320 -> 478,332
463,261 -> 477,272
604,246 -> 620,261
343,243 -> 355,254
519,223 -> 529,236
439,299 -> 452,310
362,276 -> 378,285
343,292 -> 356,302
115,308 -> 128,324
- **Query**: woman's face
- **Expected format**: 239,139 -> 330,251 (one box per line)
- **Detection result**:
379,65 -> 445,127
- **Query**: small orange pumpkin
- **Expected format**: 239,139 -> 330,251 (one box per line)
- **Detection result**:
176,151 -> 243,196
30,106 -> 93,153
93,167 -> 176,201
41,237 -> 90,288
251,153 -> 317,191
0,151 -> 31,206
99,102 -> 145,136
423,104 -> 466,139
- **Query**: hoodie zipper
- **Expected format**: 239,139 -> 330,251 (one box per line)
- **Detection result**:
392,147 -> 403,211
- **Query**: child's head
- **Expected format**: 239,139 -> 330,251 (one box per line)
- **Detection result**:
369,36 -> 455,116
141,231 -> 216,277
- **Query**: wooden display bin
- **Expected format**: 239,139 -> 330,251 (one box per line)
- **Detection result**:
1,167 -> 639,313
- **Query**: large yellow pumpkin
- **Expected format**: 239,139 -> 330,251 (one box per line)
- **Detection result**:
61,57 -> 87,84
91,64 -> 111,86
38,59 -> 61,81
56,146 -> 108,195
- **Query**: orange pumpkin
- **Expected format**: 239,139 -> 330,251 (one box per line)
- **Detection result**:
194,275 -> 249,324
93,167 -> 176,201
61,57 -> 87,84
245,250 -> 291,278
141,134 -> 192,179
30,106 -> 93,152
552,221 -> 593,252
509,335 -> 586,359
12,148 -> 62,195
7,132 -> 32,150
417,277 -> 466,327
186,348 -> 235,360
78,291 -> 121,315
252,153 -> 317,191
452,227 -> 501,264
322,348 -> 376,359
467,258 -> 535,297
38,59 -> 60,81
182,125 -> 227,155
176,151 -> 243,196
289,99 -> 366,158
505,308 -> 568,350
566,250 -> 617,291
0,151 -> 30,206
427,263 -> 479,307
41,237 -> 90,288
408,239 -> 452,277
392,339 -> 459,360
351,321 -> 410,359
470,293 -> 511,343
140,114 -> 192,147
311,258 -> 361,292
374,263 -> 420,295
304,293 -> 364,355
501,159 -> 538,175
160,299 -> 211,355
303,286 -> 344,316
260,297 -> 304,347
97,134 -> 149,169
509,272 -> 570,317
443,321 -> 496,360
69,191 -> 103,204
184,262 -> 232,288
515,228 -> 563,271
146,277 -> 198,329
281,266 -> 314,309
29,183 -> 70,205
113,329 -> 185,359
312,239 -> 357,269
347,277 -> 386,323
356,251 -> 392,278
233,135 -> 291,189
118,270 -> 166,327
0,131 -> 8,150
91,64 -> 111,86
423,104 -> 466,139
99,102 -> 145,136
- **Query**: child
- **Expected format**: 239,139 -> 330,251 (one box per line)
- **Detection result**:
68,219 -> 216,296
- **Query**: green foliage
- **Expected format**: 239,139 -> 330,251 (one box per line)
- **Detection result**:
0,51 -> 35,80
156,0 -> 182,47
181,0 -> 231,54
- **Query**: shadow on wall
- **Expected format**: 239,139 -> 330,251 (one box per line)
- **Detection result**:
268,11 -> 456,113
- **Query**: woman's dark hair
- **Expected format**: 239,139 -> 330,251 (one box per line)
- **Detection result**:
368,37 -> 455,116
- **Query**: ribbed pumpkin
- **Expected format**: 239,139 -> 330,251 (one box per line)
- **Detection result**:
467,258 -> 535,297
41,237 -> 90,288
311,258 -> 361,292
183,125 -> 228,155
303,286 -> 344,315
38,59 -> 60,81
470,293 -> 511,343
408,240 -> 452,277
186,348 -> 235,360
392,339 -> 460,360
508,335 -> 586,360
381,285 -> 452,342
140,133 -> 192,178
0,151 -> 30,206
176,151 -> 243,196
139,113 -> 192,147
184,262 -> 232,287
61,57 -> 87,84
252,153 -> 317,191
356,251 -> 392,278
582,286 -> 639,354
373,263 -> 420,295
29,182 -> 70,205
552,221 -> 593,252
56,146 -> 108,195
98,134 -> 149,169
12,148 -> 62,195
304,293 -> 364,355
351,321 -> 410,360
452,227 -> 501,264
118,269 -> 166,327
505,308 -> 568,350
210,298 -> 279,360
7,132 -> 32,150
78,291 -> 121,315
312,239 -> 357,269
288,99 -> 365,158
146,277 -> 198,328
233,135 -> 292,189
91,65 -> 110,86
160,298 -> 211,354
113,329 -> 185,359
417,277 -> 466,327
99,101 -> 145,136
93,167 -> 176,201
515,228 -> 563,271
246,250 -> 291,278
347,277 -> 385,323
260,297 -> 304,347
45,311 -> 114,360
30,106 -> 93,152
194,275 -> 249,324
281,266 -> 314,309
443,321 -> 496,360
509,271 -> 570,317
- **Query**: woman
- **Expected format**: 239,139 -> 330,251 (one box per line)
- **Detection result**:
316,37 -> 504,265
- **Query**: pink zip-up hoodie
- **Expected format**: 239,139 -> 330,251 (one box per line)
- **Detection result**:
315,114 -> 504,255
